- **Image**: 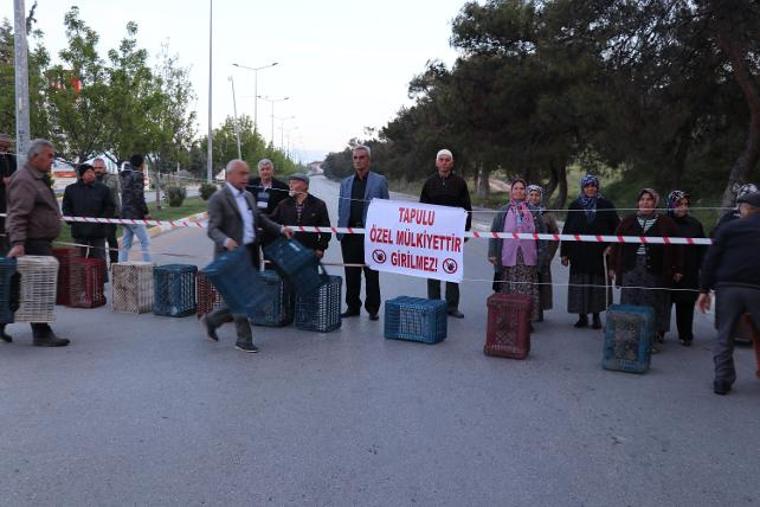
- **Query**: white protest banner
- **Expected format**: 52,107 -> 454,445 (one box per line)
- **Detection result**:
364,199 -> 467,282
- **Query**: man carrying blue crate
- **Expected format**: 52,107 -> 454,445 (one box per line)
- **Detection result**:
202,159 -> 292,353
6,139 -> 69,347
698,191 -> 760,395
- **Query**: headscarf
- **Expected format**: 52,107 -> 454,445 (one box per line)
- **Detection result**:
636,188 -> 660,219
578,174 -> 600,223
507,178 -> 531,223
527,184 -> 544,212
667,190 -> 689,217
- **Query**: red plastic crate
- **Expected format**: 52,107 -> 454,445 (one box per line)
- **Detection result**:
485,293 -> 532,359
68,257 -> 106,308
52,247 -> 81,306
196,271 -> 224,318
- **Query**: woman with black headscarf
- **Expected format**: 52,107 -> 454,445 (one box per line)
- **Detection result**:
560,175 -> 620,329
609,188 -> 684,351
527,184 -> 559,321
666,190 -> 706,346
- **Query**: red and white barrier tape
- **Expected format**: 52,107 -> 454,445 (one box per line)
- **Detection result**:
51,215 -> 714,245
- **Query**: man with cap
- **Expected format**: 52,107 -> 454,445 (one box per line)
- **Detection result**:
419,149 -> 472,318
698,191 -> 760,395
0,133 -> 17,255
714,182 -> 758,234
270,173 -> 331,258
62,163 -> 116,267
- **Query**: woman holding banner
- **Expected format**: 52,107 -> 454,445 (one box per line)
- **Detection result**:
488,178 -> 545,322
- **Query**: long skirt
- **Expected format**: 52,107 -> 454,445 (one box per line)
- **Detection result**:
620,256 -> 671,334
567,269 -> 612,315
495,252 -> 540,322
538,265 -> 553,311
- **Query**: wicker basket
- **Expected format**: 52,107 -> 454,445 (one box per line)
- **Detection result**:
295,275 -> 342,332
196,271 -> 224,317
112,262 -> 154,313
15,255 -> 59,323
153,264 -> 197,317
69,257 -> 107,308
52,247 -> 80,306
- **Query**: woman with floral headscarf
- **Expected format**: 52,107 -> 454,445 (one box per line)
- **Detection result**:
666,191 -> 706,346
560,175 -> 620,329
527,184 -> 559,321
609,188 -> 684,351
489,178 -> 545,321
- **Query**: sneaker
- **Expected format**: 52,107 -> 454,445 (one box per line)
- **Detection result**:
201,316 -> 219,342
447,309 -> 465,319
713,381 -> 732,395
235,342 -> 259,353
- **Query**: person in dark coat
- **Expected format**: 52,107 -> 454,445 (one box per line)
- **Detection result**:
419,149 -> 472,318
0,133 -> 17,255
270,173 -> 331,257
118,154 -> 151,262
246,159 -> 290,215
609,188 -> 684,352
666,190 -> 706,346
62,163 -> 115,265
697,191 -> 760,395
93,158 -> 120,265
560,174 -> 619,329
714,183 -> 758,234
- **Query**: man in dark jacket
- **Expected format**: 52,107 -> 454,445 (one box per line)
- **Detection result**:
0,133 -> 17,255
203,159 -> 291,353
698,191 -> 760,395
270,174 -> 331,258
62,163 -> 115,264
246,159 -> 290,215
118,154 -> 151,262
93,158 -> 120,264
6,139 -> 68,347
419,149 -> 472,318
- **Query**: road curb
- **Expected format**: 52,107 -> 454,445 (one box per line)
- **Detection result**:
146,211 -> 208,239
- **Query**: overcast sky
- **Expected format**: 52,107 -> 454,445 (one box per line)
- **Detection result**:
21,0 -> 467,161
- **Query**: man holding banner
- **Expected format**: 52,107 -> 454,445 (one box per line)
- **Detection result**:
419,149 -> 472,318
337,145 -> 389,320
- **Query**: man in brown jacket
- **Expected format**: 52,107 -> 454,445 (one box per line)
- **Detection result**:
6,139 -> 69,347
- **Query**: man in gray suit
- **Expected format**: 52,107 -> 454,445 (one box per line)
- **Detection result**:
202,159 -> 291,353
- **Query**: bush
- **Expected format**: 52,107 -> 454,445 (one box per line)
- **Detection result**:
199,182 -> 217,201
166,185 -> 187,207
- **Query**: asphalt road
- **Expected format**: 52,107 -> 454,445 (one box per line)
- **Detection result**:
1,176 -> 758,506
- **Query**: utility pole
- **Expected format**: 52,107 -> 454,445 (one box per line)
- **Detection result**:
206,0 -> 213,182
14,0 -> 31,164
229,76 -> 242,159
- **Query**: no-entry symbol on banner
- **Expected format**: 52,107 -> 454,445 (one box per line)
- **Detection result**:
364,199 -> 467,282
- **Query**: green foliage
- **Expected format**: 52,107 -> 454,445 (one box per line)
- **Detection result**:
199,182 -> 217,201
165,185 -> 186,207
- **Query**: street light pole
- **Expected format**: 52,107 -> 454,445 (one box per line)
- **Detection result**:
228,76 -> 242,159
232,62 -> 278,138
206,0 -> 213,182
257,96 -> 290,147
13,0 -> 31,163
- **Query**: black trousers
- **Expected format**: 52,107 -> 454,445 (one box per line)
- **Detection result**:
671,290 -> 698,341
427,279 -> 460,310
340,235 -> 380,314
25,239 -> 55,338
714,287 -> 760,385
105,224 -> 119,264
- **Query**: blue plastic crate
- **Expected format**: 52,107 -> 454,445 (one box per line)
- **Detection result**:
202,248 -> 269,318
384,296 -> 448,344
250,270 -> 293,327
153,264 -> 198,317
295,275 -> 342,333
263,238 -> 326,296
0,257 -> 17,324
603,304 -> 655,374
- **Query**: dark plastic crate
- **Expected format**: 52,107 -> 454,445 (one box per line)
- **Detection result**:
603,304 -> 654,374
263,238 -> 326,296
250,270 -> 293,327
153,264 -> 197,317
69,257 -> 106,308
0,257 -> 17,324
295,275 -> 342,333
52,247 -> 80,306
384,296 -> 447,344
202,248 -> 270,319
484,293 -> 532,359
196,271 -> 224,317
